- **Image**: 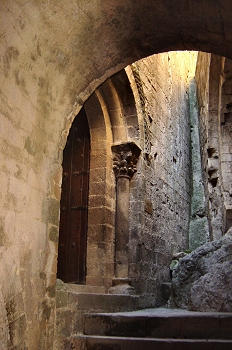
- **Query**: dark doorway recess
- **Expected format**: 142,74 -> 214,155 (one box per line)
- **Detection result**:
57,108 -> 90,283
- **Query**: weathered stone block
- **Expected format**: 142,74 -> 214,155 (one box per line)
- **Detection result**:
56,290 -> 68,309
42,196 -> 60,226
8,314 -> 27,347
169,230 -> 232,311
189,217 -> 210,250
6,293 -> 25,324
56,309 -> 76,338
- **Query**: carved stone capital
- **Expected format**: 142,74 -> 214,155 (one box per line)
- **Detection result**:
111,142 -> 141,179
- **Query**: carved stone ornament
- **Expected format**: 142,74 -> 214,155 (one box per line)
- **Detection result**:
111,142 -> 141,179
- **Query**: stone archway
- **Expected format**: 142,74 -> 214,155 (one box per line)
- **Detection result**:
3,1 -> 232,119
56,70 -> 140,292
3,1 -> 232,348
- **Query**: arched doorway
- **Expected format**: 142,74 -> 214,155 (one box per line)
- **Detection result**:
57,108 -> 90,283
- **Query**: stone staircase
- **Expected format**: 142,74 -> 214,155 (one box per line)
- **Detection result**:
76,308 -> 232,349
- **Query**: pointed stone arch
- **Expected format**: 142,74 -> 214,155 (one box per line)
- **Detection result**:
57,69 -> 141,290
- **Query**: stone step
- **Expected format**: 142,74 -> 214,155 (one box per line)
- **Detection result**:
68,293 -> 141,313
78,335 -> 232,350
66,283 -> 105,294
83,308 -> 232,340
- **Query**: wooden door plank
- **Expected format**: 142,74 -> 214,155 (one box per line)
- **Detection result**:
57,108 -> 90,283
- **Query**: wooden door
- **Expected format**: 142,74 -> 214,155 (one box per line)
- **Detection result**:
57,108 -> 90,283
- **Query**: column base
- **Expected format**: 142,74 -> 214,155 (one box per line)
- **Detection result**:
108,278 -> 136,295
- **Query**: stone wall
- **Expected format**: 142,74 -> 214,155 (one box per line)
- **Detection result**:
188,77 -> 210,249
0,2 -> 74,348
168,53 -> 232,312
195,53 -> 227,239
0,34 -> 61,350
221,58 -> 232,231
127,52 -> 198,301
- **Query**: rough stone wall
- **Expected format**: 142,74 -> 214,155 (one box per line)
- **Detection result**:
195,53 -> 215,241
167,54 -> 232,312
195,53 -> 226,239
188,78 -> 210,249
0,66 -> 60,346
127,52 -> 198,301
0,2 -> 74,348
221,58 -> 232,231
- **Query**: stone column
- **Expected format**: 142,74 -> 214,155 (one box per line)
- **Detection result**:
109,142 -> 141,294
